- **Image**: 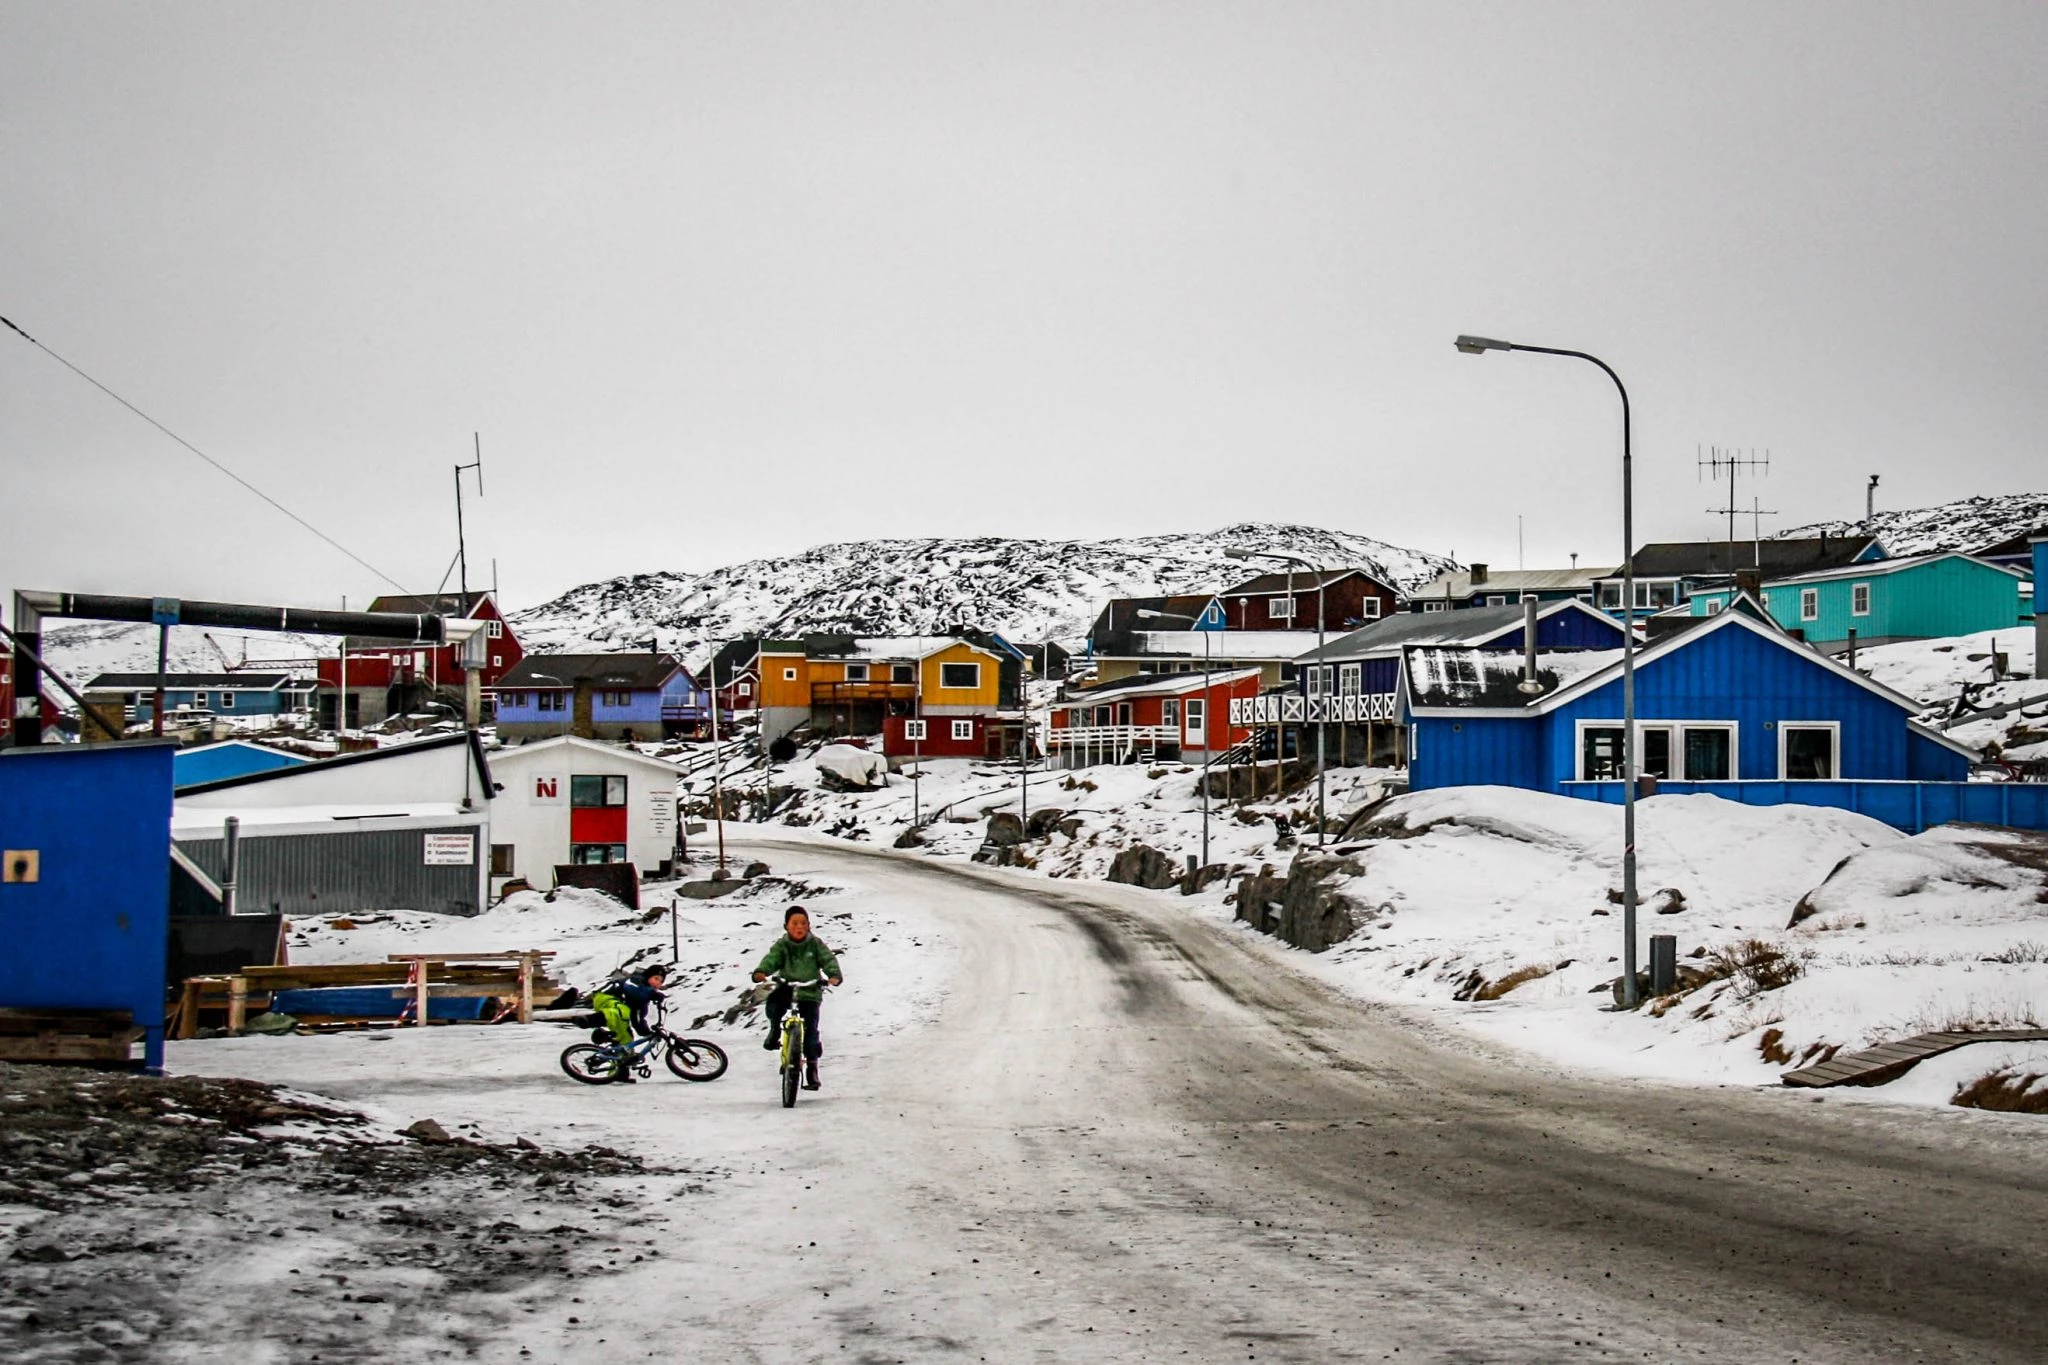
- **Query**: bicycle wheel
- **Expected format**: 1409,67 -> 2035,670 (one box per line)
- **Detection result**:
780,1023 -> 802,1108
560,1043 -> 622,1085
664,1037 -> 729,1082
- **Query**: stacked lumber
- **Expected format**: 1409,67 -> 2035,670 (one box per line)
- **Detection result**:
172,952 -> 564,1038
0,1007 -> 142,1065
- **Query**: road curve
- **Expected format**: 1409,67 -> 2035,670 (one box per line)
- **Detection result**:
702,835 -> 2048,1364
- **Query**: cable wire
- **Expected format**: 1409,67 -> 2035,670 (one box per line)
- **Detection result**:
1,313 -> 413,594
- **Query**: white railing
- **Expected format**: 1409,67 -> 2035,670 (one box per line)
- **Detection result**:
1230,693 -> 1398,725
1048,724 -> 1179,751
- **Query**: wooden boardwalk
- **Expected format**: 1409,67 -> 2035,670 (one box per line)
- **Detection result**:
1780,1029 -> 2048,1088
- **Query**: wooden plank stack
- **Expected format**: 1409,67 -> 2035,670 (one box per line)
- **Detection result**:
0,1007 -> 142,1064
172,952 -> 563,1038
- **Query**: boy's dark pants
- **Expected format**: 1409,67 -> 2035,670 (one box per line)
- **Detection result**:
765,983 -> 823,1060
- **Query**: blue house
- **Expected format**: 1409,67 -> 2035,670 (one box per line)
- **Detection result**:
1299,598 -> 1628,707
1687,552 -> 2029,650
87,672 -> 314,726
492,653 -> 709,742
1396,609 -> 2043,834
172,739 -> 311,789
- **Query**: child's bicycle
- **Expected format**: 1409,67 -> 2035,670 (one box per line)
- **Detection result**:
769,975 -> 831,1108
559,1003 -> 729,1086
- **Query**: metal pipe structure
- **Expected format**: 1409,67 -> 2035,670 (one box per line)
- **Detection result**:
1455,336 -> 1640,1007
9,591 -> 452,746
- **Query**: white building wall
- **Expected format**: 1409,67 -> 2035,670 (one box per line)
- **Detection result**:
176,737 -> 486,812
486,738 -> 679,892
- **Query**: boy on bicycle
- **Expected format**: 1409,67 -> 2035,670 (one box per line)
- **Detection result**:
591,965 -> 669,1084
752,906 -> 841,1090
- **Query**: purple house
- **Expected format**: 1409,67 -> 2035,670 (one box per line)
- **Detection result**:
491,653 -> 709,743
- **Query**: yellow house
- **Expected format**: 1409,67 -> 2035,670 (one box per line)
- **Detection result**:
756,636 -> 1012,741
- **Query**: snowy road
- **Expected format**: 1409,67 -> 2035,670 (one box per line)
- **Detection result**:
666,837 -> 2048,1364
169,835 -> 2048,1363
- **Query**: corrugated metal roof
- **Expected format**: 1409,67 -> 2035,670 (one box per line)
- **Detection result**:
497,653 -> 680,690
1619,537 -> 1882,578
1411,566 -> 1611,598
87,672 -> 301,690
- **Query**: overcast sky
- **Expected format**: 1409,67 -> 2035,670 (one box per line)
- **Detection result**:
3,3 -> 2043,612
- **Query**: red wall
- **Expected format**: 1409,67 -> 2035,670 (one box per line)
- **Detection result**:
883,713 -> 994,758
1051,674 -> 1258,748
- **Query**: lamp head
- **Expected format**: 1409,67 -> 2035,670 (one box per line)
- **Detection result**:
1516,678 -> 1546,696
1455,335 -> 1513,355
1223,548 -> 1255,561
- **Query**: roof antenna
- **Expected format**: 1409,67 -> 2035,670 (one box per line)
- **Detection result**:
455,433 -> 484,606
1701,444 -> 1772,570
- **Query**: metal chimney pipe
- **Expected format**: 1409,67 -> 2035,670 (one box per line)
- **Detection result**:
221,816 -> 241,918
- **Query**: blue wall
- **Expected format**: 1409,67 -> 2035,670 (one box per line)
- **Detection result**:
1562,779 -> 2045,835
0,743 -> 174,1069
1490,610 -> 1629,651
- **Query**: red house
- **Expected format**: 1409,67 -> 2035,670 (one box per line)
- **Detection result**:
881,712 -> 1034,761
1048,668 -> 1261,768
1215,569 -> 1400,633
314,591 -> 523,728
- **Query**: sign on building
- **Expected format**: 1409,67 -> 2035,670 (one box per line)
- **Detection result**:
424,833 -> 476,865
529,773 -> 564,804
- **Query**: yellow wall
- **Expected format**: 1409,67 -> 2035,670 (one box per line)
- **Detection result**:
758,653 -> 809,708
918,642 -> 1002,707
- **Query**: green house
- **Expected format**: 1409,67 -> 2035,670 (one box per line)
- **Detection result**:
1689,552 -> 2030,651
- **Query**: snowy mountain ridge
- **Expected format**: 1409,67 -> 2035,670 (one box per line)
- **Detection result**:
509,523 -> 1457,662
1774,491 -> 2048,557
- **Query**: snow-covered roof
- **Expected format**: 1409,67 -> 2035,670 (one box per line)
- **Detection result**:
172,802 -> 481,838
1404,649 -> 1622,709
1059,668 -> 1261,704
487,734 -> 689,775
1410,566 -> 1612,598
1113,630 -> 1321,658
1695,550 -> 2024,590
1301,599 -> 1621,663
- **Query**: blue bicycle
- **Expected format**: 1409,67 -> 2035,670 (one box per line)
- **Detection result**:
559,1004 -> 729,1085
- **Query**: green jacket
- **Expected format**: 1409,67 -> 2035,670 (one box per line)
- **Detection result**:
756,934 -> 841,1002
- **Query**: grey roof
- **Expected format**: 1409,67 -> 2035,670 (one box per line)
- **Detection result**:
1218,569 -> 1383,596
1613,536 -> 1882,579
1060,667 -> 1261,702
365,591 -> 495,616
494,653 -> 682,691
87,672 -> 301,691
1298,604 -> 1537,663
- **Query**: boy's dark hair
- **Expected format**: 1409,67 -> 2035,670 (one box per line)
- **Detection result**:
784,905 -> 809,925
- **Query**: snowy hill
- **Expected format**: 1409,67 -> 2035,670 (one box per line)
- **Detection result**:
1775,491 -> 2048,556
508,523 -> 1455,661
36,622 -> 329,691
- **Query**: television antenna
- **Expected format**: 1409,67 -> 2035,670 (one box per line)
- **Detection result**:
1700,446 -> 1775,568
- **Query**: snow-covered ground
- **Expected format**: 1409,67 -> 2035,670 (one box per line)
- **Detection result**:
1858,626 -> 2044,761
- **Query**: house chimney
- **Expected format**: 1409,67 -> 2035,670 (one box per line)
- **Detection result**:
1470,563 -> 1489,585
1735,570 -> 1763,601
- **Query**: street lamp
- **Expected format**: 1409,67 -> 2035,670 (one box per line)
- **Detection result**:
1136,608 -> 1214,869
1455,333 -> 1640,1007
1227,547 -> 1328,846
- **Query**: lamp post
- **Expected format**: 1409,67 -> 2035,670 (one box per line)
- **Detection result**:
1227,547 -> 1327,846
1455,334 -> 1639,1007
1136,608 -> 1214,869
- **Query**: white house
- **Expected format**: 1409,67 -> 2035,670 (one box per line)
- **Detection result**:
484,736 -> 680,895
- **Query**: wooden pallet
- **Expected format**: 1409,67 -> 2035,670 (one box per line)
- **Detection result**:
172,952 -> 564,1038
1780,1029 -> 2048,1088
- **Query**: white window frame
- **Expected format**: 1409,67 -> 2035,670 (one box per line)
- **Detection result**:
1184,697 -> 1205,743
1851,582 -> 1871,617
487,619 -> 503,638
1704,598 -> 1723,616
1161,698 -> 1179,726
782,667 -> 798,681
1423,600 -> 1447,614
1485,594 -> 1507,607
903,719 -> 927,741
219,692 -> 236,709
892,663 -> 915,683
1778,721 -> 1841,781
1800,588 -> 1820,622
1574,720 -> 1629,781
1266,596 -> 1296,620
1360,598 -> 1382,619
738,681 -> 752,697
491,654 -> 502,668
1598,581 -> 1623,609
1675,722 -> 1738,780
844,663 -> 869,683
1339,663 -> 1360,696
950,719 -> 975,741
1572,720 -> 1738,782
938,661 -> 981,691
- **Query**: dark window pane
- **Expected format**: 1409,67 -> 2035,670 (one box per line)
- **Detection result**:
1784,727 -> 1834,779
1582,726 -> 1625,780
1641,728 -> 1673,780
570,775 -> 607,807
1684,728 -> 1731,781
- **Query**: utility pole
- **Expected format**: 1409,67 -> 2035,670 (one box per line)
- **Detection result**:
455,435 -> 484,603
706,654 -> 728,877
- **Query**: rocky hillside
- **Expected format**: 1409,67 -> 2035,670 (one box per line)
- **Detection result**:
509,523 -> 1456,660
1776,491 -> 2047,556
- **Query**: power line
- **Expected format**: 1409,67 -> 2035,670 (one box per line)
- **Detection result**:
1,313 -> 411,593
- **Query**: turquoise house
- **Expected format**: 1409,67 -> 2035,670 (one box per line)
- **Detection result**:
1689,552 -> 2029,651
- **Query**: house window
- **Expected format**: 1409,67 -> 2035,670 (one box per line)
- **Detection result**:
219,693 -> 236,709
571,844 -> 629,864
738,681 -> 752,697
1705,599 -> 1723,616
1851,583 -> 1871,616
1339,664 -> 1360,695
1781,723 -> 1839,780
1485,595 -> 1507,607
571,774 -> 628,807
939,662 -> 980,690
950,719 -> 975,741
1185,697 -> 1205,740
1423,601 -> 1447,613
539,692 -> 566,712
1267,597 -> 1296,620
1360,599 -> 1381,619
599,690 -> 633,707
783,667 -> 798,681
1095,705 -> 1111,726
1800,589 -> 1820,622
1640,726 -> 1674,780
1580,725 -> 1626,781
191,693 -> 210,709
892,664 -> 914,683
1162,698 -> 1179,725
491,655 -> 502,668
487,619 -> 503,638
490,844 -> 516,876
1682,725 -> 1735,781
903,719 -> 928,741
844,664 -> 869,683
